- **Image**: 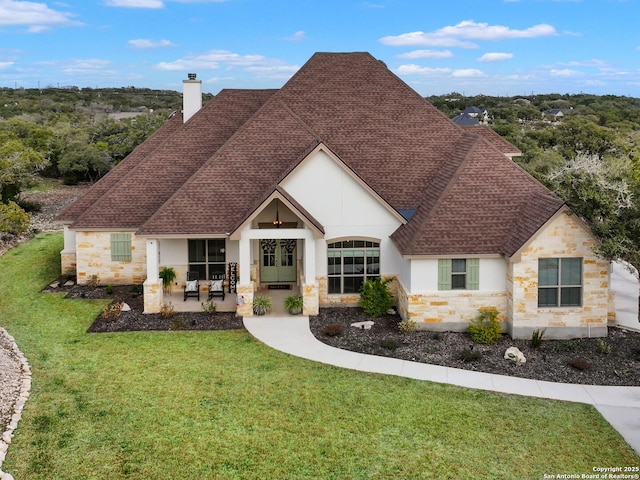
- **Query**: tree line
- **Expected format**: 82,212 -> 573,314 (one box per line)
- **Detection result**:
1,87 -> 639,274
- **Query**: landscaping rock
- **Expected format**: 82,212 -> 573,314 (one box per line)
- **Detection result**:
351,321 -> 375,330
504,346 -> 526,364
120,302 -> 131,312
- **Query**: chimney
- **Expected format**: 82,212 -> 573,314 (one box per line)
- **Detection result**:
182,73 -> 202,123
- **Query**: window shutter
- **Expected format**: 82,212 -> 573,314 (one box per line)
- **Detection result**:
111,233 -> 132,261
467,258 -> 479,290
438,259 -> 451,290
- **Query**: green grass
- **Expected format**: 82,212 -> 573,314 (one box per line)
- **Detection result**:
1,233 -> 638,479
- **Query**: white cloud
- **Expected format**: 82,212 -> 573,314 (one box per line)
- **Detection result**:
478,52 -> 513,62
105,0 -> 164,7
550,68 -> 581,77
283,30 -> 305,42
452,68 -> 486,78
396,64 -> 452,76
380,20 -> 556,48
398,49 -> 453,59
154,49 -> 298,75
0,61 -> 14,69
0,0 -> 80,30
128,38 -> 175,49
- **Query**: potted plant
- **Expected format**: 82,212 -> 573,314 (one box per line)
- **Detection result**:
284,294 -> 303,315
252,295 -> 273,316
159,266 -> 176,294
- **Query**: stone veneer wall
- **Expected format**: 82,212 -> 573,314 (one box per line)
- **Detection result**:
396,278 -> 508,332
75,231 -> 146,285
509,211 -> 609,339
318,276 -> 398,308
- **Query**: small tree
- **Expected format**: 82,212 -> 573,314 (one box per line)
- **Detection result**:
0,201 -> 30,235
359,277 -> 394,317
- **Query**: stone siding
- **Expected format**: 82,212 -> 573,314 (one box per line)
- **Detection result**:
396,278 -> 507,332
509,211 -> 609,339
143,280 -> 163,314
75,231 -> 146,285
302,283 -> 319,316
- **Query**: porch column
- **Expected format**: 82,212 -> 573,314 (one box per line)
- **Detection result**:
60,225 -> 77,275
143,238 -> 162,314
302,237 -> 319,315
236,235 -> 254,316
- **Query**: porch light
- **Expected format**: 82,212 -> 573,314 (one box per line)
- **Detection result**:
273,198 -> 283,228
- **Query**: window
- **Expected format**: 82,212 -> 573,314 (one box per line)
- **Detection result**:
538,258 -> 582,307
327,240 -> 380,294
188,239 -> 226,280
110,233 -> 132,261
438,259 -> 479,290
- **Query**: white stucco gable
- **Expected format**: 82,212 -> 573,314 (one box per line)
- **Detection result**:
279,144 -> 404,234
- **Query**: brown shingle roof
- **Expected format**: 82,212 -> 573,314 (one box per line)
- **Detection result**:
461,125 -> 521,157
65,52 -> 566,257
68,89 -> 276,229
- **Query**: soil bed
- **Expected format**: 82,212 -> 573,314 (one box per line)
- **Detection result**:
309,308 -> 640,387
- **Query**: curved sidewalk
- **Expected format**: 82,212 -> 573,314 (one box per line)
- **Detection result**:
244,315 -> 640,457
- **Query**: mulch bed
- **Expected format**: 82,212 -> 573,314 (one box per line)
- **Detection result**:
309,308 -> 640,387
44,279 -> 640,386
43,278 -> 243,333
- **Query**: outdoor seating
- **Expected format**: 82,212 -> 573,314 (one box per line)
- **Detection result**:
183,271 -> 200,301
208,273 -> 225,301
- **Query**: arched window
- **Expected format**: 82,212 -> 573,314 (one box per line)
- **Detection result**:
327,240 -> 380,294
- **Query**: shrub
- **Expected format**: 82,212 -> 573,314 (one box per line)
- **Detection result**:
380,338 -> 399,350
596,339 -> 612,355
105,284 -> 114,295
531,329 -> 545,349
102,301 -> 123,320
359,278 -> 394,317
431,332 -> 443,341
459,348 -> 482,362
467,307 -> 502,345
87,274 -> 100,290
398,320 -> 417,332
160,302 -> 175,318
568,357 -> 591,371
0,201 -> 30,235
130,284 -> 143,296
323,323 -> 343,337
201,300 -> 217,316
170,319 -> 184,330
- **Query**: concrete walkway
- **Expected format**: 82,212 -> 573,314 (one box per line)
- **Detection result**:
243,315 -> 640,457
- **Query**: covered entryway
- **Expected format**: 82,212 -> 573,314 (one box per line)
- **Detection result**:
260,239 -> 297,283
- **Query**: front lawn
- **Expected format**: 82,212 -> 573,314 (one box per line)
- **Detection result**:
1,233 -> 638,479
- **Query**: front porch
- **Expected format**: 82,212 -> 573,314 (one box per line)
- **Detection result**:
163,283 -> 302,316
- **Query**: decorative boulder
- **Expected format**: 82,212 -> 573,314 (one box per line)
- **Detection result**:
120,302 -> 131,312
504,346 -> 526,364
351,321 -> 375,330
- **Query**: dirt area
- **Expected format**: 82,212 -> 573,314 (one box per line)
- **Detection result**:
309,308 -> 640,386
0,182 -> 90,256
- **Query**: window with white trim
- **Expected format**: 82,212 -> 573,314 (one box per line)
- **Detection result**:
327,240 -> 380,294
538,258 -> 582,307
438,258 -> 479,290
110,233 -> 132,262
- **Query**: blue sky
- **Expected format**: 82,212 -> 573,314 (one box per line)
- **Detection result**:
1,0 -> 639,96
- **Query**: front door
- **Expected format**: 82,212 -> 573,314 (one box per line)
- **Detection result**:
260,239 -> 296,283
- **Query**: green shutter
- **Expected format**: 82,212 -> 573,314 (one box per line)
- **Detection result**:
438,259 -> 452,290
467,258 -> 479,290
111,233 -> 132,261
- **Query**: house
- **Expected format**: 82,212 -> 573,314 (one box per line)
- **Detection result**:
461,106 -> 489,124
542,108 -> 566,121
56,52 -> 612,339
451,113 -> 479,126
